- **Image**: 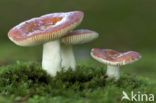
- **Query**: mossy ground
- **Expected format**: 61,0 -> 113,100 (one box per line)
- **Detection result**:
0,61 -> 155,103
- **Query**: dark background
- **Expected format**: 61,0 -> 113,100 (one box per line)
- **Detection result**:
0,0 -> 156,80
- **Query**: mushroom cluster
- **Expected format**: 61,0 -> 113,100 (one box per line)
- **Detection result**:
8,11 -> 99,76
8,11 -> 141,81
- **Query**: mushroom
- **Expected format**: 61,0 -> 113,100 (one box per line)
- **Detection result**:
61,29 -> 99,71
91,48 -> 141,81
8,11 -> 84,76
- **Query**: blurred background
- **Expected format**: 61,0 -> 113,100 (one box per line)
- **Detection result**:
0,0 -> 156,80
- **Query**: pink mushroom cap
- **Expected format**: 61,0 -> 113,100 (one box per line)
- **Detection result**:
91,48 -> 141,66
8,11 -> 84,46
61,29 -> 99,45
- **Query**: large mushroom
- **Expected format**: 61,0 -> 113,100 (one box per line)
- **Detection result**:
91,48 -> 141,81
61,29 -> 99,71
8,11 -> 84,76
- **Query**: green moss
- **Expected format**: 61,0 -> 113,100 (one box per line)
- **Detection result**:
0,61 -> 155,103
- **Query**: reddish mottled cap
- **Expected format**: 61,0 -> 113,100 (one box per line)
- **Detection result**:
91,48 -> 141,66
61,29 -> 99,45
8,11 -> 84,46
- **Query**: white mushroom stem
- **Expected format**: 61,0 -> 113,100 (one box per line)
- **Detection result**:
106,65 -> 120,81
42,40 -> 62,76
61,44 -> 76,71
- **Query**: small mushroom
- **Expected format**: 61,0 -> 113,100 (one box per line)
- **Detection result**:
91,48 -> 141,81
8,11 -> 84,76
61,29 -> 99,71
